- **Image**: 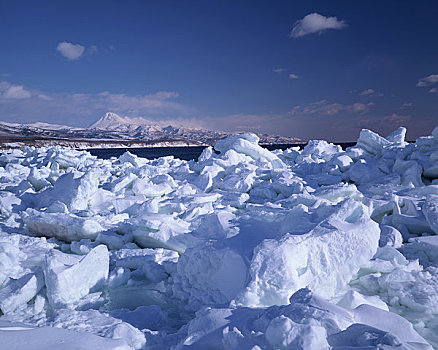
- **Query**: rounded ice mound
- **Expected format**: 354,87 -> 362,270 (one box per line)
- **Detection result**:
172,245 -> 248,309
296,139 -> 342,163
265,315 -> 329,350
215,133 -> 260,152
214,133 -> 285,168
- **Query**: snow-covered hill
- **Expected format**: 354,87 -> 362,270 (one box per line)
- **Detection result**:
0,112 -> 303,148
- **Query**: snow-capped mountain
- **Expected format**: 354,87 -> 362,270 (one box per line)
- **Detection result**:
89,112 -> 162,132
87,112 -> 229,144
0,112 -> 303,148
88,112 -> 303,145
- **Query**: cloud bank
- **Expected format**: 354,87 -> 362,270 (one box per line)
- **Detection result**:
290,13 -> 346,38
0,81 -> 188,125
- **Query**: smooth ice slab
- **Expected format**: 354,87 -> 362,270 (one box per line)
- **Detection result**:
44,245 -> 109,308
23,209 -> 104,242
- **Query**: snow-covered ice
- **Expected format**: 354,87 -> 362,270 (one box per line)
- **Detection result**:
0,126 -> 438,349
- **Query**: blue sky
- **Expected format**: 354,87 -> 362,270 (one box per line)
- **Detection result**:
0,0 -> 437,141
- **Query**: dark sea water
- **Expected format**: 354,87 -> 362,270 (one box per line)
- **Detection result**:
89,143 -> 356,161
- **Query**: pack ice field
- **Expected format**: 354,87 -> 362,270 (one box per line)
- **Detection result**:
0,127 -> 438,349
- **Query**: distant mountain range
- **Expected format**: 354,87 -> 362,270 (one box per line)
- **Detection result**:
0,112 -> 303,149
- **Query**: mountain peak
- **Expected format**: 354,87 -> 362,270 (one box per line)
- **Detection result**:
103,112 -> 122,120
89,112 -> 164,131
89,112 -> 125,129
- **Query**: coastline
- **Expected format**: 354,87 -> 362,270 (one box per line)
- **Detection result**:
0,138 -> 308,150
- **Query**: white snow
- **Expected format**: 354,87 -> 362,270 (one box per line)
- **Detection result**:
0,320 -> 132,350
0,126 -> 437,349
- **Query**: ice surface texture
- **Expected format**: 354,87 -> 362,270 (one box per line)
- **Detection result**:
0,125 -> 437,349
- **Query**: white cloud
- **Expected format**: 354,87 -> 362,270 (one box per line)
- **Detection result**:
401,102 -> 413,108
193,113 -> 289,135
289,73 -> 299,79
37,94 -> 52,101
0,82 -> 31,99
360,88 -> 375,96
87,45 -> 98,56
429,88 -> 438,93
56,42 -> 85,60
95,91 -> 181,112
417,74 -> 438,87
382,113 -> 411,123
289,100 -> 371,116
290,13 -> 347,38
273,68 -> 286,73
